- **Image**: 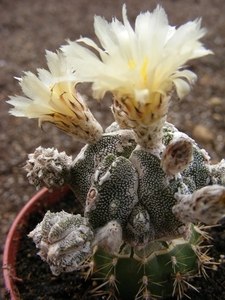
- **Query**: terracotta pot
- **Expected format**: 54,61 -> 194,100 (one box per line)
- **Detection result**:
3,186 -> 70,300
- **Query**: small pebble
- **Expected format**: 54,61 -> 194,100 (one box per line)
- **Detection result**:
208,97 -> 223,107
192,124 -> 214,144
212,113 -> 223,121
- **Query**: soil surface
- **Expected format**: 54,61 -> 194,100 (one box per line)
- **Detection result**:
1,0 -> 225,299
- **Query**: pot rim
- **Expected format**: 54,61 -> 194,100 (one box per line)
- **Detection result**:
3,186 -> 70,300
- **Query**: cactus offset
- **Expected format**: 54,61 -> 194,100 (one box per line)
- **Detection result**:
8,4 -> 225,300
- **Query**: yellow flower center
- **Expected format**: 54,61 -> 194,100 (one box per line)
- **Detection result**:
141,57 -> 148,87
128,59 -> 136,70
128,57 -> 149,87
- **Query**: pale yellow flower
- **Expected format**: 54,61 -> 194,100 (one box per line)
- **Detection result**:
62,5 -> 212,126
8,51 -> 103,144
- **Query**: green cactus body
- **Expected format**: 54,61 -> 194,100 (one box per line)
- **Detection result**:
66,124 -> 221,299
70,129 -> 137,205
85,154 -> 139,229
91,224 -> 200,299
27,122 -> 225,299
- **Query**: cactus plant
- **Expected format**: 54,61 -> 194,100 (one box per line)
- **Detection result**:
7,5 -> 225,300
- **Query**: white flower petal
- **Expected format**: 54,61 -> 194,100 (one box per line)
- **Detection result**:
20,72 -> 51,103
62,40 -> 104,80
135,5 -> 169,58
62,5 -> 211,113
37,68 -> 55,86
174,69 -> 197,85
165,18 -> 211,65
8,96 -> 33,116
77,37 -> 108,61
45,51 -> 63,77
134,89 -> 149,103
8,51 -> 103,143
173,78 -> 191,99
94,16 -> 119,53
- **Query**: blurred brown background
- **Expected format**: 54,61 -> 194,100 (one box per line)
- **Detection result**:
1,0 -> 225,298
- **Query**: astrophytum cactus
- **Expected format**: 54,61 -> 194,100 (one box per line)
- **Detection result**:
8,5 -> 225,300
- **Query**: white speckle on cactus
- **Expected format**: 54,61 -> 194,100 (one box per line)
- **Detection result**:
28,211 -> 94,275
98,169 -> 111,186
200,149 -> 211,163
173,185 -> 225,224
93,221 -> 122,253
25,146 -> 72,191
211,159 -> 225,185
